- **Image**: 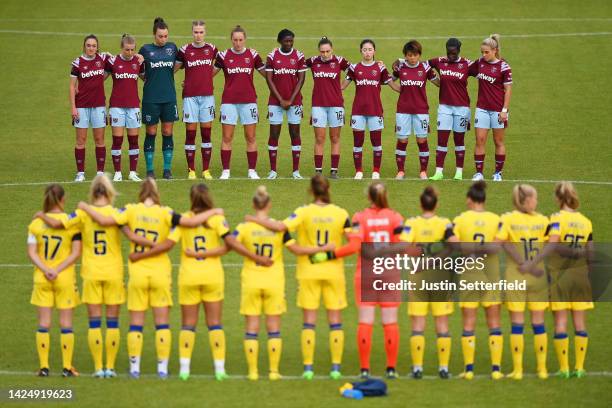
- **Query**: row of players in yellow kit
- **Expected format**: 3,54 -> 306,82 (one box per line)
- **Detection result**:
29,175 -> 593,380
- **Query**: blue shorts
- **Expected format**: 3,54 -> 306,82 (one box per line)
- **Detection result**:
109,107 -> 141,129
436,104 -> 470,132
220,103 -> 258,125
74,107 -> 106,129
268,105 -> 303,125
183,95 -> 215,123
395,113 -> 429,138
311,106 -> 344,128
351,115 -> 384,131
475,108 -> 508,129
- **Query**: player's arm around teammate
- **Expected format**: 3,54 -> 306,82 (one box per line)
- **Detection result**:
246,175 -> 352,380
469,35 -> 512,182
174,20 -> 219,180
495,184 -> 550,380
70,35 -> 110,182
390,41 -> 439,180
235,186 -> 330,381
400,187 -> 455,379
264,29 -> 307,180
451,181 -> 504,380
341,39 -> 393,180
106,34 -> 144,183
214,26 -> 266,180
306,37 -> 350,178
139,18 -> 179,180
28,185 -> 82,377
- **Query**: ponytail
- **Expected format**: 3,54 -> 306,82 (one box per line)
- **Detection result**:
482,34 -> 501,59
368,182 -> 389,209
554,181 -> 580,210
43,184 -> 65,213
420,186 -> 438,211
310,174 -> 331,204
153,17 -> 168,34
253,185 -> 271,210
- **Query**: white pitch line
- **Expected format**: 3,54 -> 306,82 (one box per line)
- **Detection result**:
1,29 -> 612,41
0,369 -> 611,379
1,177 -> 611,188
0,17 -> 611,23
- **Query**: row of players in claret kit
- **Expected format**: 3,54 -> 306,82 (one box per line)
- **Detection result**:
30,176 -> 592,381
70,17 -> 511,183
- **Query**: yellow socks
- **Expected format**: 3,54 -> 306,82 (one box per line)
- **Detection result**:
301,323 -> 316,368
88,318 -> 103,372
329,324 -> 344,370
155,324 -> 171,374
574,331 -> 589,371
36,327 -> 50,369
268,332 -> 282,375
60,328 -> 74,370
127,325 -> 143,374
244,333 -> 259,379
105,318 -> 120,370
554,332 -> 569,372
208,325 -> 226,374
461,331 -> 475,372
489,328 -> 503,373
510,324 -> 524,375
437,333 -> 451,371
410,331 -> 425,370
533,324 -> 547,375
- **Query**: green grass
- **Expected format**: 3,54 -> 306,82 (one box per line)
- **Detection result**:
1,0 -> 612,406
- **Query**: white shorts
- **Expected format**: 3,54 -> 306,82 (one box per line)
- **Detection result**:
109,107 -> 141,129
268,105 -> 303,125
351,115 -> 384,131
436,104 -> 470,132
74,107 -> 106,129
220,103 -> 258,125
311,106 -> 344,128
396,113 -> 429,138
183,95 -> 216,123
475,108 -> 508,129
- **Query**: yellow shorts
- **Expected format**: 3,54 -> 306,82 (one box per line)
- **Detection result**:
297,278 -> 347,310
506,301 -> 549,312
82,279 -> 126,305
31,280 -> 80,309
459,301 -> 502,309
179,282 -> 224,305
240,285 -> 286,316
408,301 -> 454,317
127,272 -> 173,311
550,302 -> 594,312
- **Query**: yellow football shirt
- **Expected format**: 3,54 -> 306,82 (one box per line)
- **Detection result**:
63,207 -> 124,281
28,213 -> 81,284
168,213 -> 230,286
283,203 -> 351,280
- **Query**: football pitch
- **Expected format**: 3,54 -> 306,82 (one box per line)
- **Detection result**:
1,0 -> 612,406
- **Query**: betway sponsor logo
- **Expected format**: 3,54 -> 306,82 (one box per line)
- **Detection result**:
355,79 -> 379,86
187,59 -> 213,68
313,71 -> 337,79
439,69 -> 464,79
274,67 -> 297,75
227,67 -> 252,74
81,69 -> 104,78
114,72 -> 139,79
400,79 -> 424,87
477,73 -> 496,84
150,60 -> 174,68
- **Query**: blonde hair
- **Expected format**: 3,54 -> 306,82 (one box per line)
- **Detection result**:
368,182 -> 389,209
253,185 -> 271,210
138,178 -> 160,205
89,174 -> 117,204
512,184 -> 537,213
555,181 -> 579,210
482,33 -> 501,59
43,184 -> 65,213
120,33 -> 135,48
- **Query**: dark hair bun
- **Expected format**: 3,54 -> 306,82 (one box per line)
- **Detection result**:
154,17 -> 165,24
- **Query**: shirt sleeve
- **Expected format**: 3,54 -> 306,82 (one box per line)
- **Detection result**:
340,57 -> 350,71
501,61 -> 513,85
298,55 -> 307,72
468,60 -> 479,77
265,53 -> 274,72
104,57 -> 113,73
399,220 -> 414,243
253,51 -> 265,70
70,59 -> 79,77
345,64 -> 355,81
305,57 -> 313,69
113,206 -> 129,226
282,230 -> 296,246
548,214 -> 561,237
213,216 -> 231,239
428,58 -> 438,70
380,65 -> 392,84
214,52 -> 225,69
167,226 -> 181,243
443,221 -> 455,241
27,233 -> 37,245
348,213 -> 363,240
176,46 -> 185,63
425,62 -> 436,80
232,223 -> 245,244
63,209 -> 83,229
282,207 -> 303,232
495,217 -> 509,241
